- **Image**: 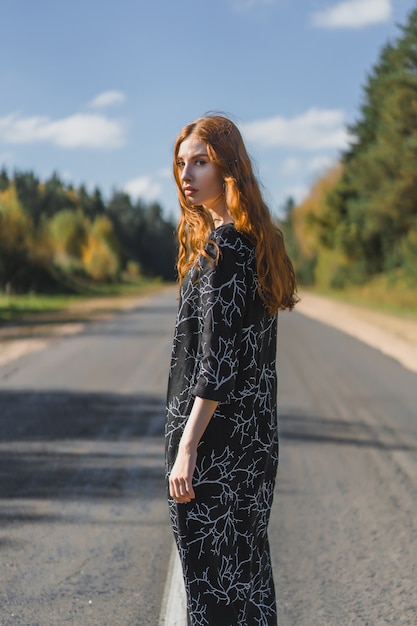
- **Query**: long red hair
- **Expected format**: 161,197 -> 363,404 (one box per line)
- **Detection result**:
173,115 -> 298,313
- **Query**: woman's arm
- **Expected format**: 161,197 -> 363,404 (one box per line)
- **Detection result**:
169,396 -> 218,504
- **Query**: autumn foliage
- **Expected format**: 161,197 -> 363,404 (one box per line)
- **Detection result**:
0,172 -> 176,293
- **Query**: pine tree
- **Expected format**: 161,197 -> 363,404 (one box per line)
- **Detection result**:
319,8 -> 417,284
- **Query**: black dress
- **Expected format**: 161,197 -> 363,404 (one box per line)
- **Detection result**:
165,224 -> 279,626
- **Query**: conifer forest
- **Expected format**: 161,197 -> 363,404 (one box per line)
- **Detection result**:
281,8 -> 417,293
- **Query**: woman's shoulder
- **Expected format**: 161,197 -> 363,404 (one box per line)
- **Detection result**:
209,223 -> 254,256
199,224 -> 256,280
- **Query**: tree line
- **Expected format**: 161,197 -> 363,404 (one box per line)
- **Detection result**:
282,7 -> 417,291
3,8 -> 416,296
0,169 -> 178,293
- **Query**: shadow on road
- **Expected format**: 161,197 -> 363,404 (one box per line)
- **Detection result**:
279,412 -> 416,451
0,390 -> 167,510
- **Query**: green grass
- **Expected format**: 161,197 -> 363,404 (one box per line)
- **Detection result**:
0,278 -> 168,322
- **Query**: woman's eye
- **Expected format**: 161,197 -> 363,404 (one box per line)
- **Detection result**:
176,161 -> 185,168
195,160 -> 206,166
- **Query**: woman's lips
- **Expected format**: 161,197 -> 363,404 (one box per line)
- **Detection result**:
184,187 -> 197,196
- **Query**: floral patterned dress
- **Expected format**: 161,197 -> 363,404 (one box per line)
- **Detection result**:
165,224 -> 279,626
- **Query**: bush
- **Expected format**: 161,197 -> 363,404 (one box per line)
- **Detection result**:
48,208 -> 89,260
401,227 -> 417,285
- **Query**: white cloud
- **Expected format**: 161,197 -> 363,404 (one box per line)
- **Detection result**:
158,167 -> 172,179
88,90 -> 126,108
241,108 -> 348,151
0,112 -> 125,149
279,157 -> 301,175
311,0 -> 391,29
60,169 -> 74,182
307,155 -> 335,173
124,175 -> 162,202
282,184 -> 309,204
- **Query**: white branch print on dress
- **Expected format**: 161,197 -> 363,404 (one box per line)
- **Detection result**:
166,225 -> 278,625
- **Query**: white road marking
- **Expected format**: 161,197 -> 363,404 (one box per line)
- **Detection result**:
158,542 -> 187,626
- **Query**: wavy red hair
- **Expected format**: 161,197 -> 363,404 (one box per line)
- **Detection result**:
173,115 -> 298,313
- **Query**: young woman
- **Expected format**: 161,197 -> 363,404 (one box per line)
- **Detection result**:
165,114 -> 297,626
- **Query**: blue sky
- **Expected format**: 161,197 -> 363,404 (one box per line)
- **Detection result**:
0,0 -> 415,219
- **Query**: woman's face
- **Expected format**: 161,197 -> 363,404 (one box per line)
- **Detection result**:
176,135 -> 225,212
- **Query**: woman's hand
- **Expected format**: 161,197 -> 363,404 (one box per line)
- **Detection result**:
169,445 -> 197,504
169,396 -> 218,504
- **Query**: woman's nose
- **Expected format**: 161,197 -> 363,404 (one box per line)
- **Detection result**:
181,163 -> 191,181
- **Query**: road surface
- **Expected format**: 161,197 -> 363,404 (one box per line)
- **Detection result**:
0,288 -> 177,626
0,287 -> 416,625
273,310 -> 417,625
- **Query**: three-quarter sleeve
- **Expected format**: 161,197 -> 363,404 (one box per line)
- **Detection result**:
192,231 -> 249,403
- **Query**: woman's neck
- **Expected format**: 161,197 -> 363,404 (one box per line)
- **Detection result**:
208,208 -> 233,228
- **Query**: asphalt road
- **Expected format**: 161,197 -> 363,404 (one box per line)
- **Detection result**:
1,287 -> 416,625
0,288 -> 177,626
273,310 -> 417,626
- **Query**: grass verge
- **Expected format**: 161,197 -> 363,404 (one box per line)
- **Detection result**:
0,279 -> 168,323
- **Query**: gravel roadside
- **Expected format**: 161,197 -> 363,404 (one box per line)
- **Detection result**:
296,293 -> 417,373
